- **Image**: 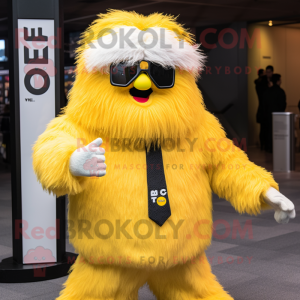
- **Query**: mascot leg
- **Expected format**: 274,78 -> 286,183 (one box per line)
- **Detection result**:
148,254 -> 233,300
56,255 -> 148,300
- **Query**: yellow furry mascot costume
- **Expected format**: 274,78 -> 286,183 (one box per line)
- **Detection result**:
33,10 -> 295,300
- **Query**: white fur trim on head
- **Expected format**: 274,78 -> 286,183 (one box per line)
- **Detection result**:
84,26 -> 205,76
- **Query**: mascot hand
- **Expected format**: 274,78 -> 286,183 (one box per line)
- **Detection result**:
264,187 -> 296,224
69,138 -> 106,177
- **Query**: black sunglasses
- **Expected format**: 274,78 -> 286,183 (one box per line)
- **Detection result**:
110,60 -> 175,89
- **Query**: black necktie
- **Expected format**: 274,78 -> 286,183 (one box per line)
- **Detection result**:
146,146 -> 171,226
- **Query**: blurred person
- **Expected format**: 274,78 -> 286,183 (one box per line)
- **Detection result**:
254,68 -> 268,149
263,74 -> 286,153
266,65 -> 274,87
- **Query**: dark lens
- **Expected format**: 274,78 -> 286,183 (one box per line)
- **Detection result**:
111,63 -> 138,85
150,64 -> 174,87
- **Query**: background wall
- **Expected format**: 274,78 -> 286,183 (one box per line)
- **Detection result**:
248,23 -> 300,146
196,22 -> 248,145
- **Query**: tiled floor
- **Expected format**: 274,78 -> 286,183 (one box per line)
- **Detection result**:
0,147 -> 299,300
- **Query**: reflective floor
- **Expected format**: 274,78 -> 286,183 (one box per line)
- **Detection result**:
0,146 -> 299,299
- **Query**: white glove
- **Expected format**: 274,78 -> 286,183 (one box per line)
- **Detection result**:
69,138 -> 106,177
264,187 -> 296,224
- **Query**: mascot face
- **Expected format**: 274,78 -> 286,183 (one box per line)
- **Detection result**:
67,10 -> 205,143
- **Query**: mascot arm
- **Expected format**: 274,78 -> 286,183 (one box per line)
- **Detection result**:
33,116 -> 88,197
209,144 -> 278,215
204,113 -> 295,222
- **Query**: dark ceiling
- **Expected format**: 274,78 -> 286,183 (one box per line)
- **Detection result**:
0,0 -> 300,35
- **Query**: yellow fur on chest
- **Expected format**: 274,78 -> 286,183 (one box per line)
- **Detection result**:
68,141 -> 213,268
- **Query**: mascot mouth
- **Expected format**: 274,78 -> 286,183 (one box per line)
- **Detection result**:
130,87 -> 153,103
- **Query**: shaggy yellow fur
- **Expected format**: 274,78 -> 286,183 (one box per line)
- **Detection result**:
57,254 -> 233,300
78,10 -> 194,54
32,10 -> 278,300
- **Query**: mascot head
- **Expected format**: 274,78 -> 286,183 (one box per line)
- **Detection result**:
66,10 -> 206,144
